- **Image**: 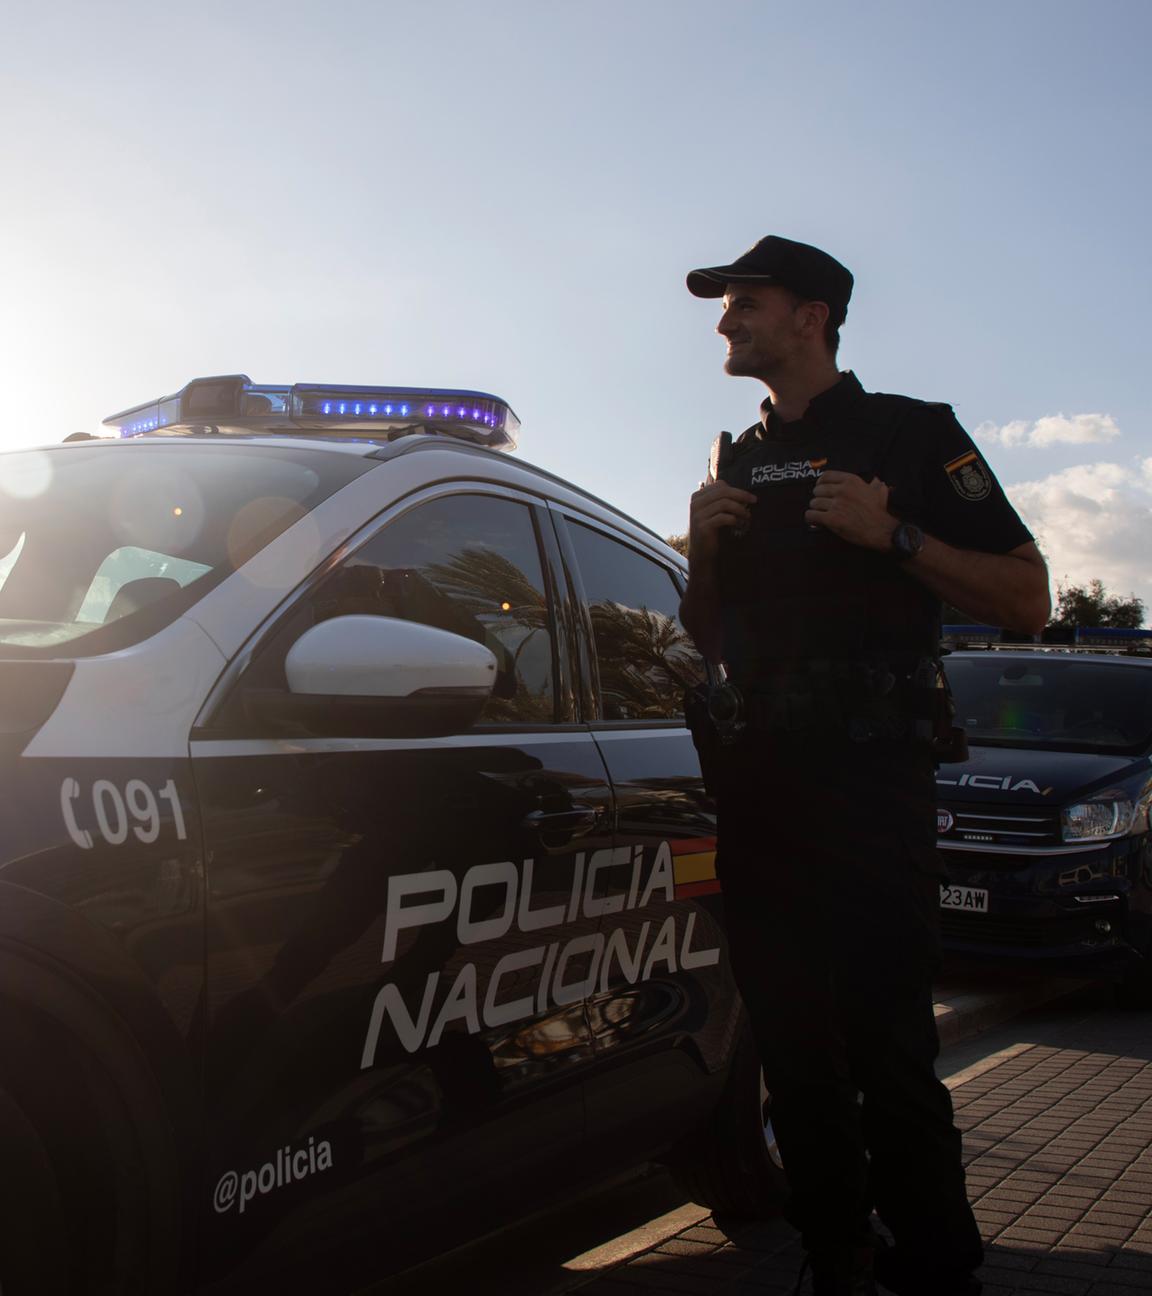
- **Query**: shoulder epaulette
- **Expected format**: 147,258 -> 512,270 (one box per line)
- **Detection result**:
866,391 -> 955,417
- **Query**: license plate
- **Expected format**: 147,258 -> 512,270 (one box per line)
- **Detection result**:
940,884 -> 989,913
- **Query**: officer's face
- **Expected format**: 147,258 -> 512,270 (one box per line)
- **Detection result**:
716,283 -> 806,379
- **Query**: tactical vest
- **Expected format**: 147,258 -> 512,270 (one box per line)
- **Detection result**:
717,394 -> 941,686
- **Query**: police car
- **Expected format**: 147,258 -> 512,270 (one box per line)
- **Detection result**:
937,629 -> 1152,1005
0,375 -> 784,1294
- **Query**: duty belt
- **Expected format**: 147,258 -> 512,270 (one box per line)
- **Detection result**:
727,657 -> 942,743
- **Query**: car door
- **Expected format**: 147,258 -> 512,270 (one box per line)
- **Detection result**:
552,510 -> 741,1160
191,484 -> 615,1281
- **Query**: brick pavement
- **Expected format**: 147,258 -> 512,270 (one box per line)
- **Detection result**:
569,1007 -> 1152,1296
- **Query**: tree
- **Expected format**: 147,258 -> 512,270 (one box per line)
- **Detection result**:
1050,579 -> 1145,629
666,533 -> 688,557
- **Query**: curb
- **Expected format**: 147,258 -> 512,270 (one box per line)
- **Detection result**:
554,976 -> 1086,1290
932,976 -> 1088,1048
561,1202 -> 713,1283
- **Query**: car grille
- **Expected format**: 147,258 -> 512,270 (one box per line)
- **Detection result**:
939,800 -> 1062,848
941,910 -> 1111,949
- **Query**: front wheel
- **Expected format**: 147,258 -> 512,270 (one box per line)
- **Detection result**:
0,1081 -> 71,1294
665,1028 -> 790,1218
0,964 -> 185,1296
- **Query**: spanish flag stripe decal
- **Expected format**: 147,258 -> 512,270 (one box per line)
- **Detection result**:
945,450 -> 978,473
677,879 -> 722,899
667,837 -> 717,854
675,852 -> 718,884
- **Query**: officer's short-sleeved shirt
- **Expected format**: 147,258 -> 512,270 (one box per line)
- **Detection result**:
752,370 -> 1033,555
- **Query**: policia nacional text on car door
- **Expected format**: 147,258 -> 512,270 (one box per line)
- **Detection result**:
0,375 -> 786,1295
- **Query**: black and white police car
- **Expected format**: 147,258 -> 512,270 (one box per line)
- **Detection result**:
937,629 -> 1152,1004
0,376 -> 783,1294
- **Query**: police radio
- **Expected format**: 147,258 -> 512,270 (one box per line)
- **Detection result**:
708,430 -> 733,484
708,431 -> 751,541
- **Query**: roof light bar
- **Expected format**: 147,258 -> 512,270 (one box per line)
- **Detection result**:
102,375 -> 520,451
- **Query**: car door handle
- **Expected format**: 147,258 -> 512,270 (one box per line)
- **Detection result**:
520,807 -> 601,837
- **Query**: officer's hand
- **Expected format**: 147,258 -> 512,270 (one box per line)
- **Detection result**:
805,471 -> 896,550
688,481 -> 757,562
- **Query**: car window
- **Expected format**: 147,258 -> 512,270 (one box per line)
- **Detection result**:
567,521 -> 704,721
944,656 -> 1152,754
0,444 -> 372,657
223,492 -> 559,733
331,494 -> 556,724
76,546 -> 213,624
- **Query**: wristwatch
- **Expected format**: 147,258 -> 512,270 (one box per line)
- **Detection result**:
890,521 -> 925,561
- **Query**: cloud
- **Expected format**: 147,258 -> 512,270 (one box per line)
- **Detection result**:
975,413 -> 1121,448
1007,460 -> 1152,623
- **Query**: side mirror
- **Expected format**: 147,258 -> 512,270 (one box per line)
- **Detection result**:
255,616 -> 498,737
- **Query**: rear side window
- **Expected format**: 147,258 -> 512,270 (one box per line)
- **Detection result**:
567,522 -> 704,721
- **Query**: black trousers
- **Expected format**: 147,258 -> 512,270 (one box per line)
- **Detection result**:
717,745 -> 984,1278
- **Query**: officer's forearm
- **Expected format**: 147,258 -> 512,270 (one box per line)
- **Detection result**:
904,537 -> 1050,634
680,561 -> 725,664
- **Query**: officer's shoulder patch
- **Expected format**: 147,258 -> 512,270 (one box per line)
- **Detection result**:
944,449 -> 993,501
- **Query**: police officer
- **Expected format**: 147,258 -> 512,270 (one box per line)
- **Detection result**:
680,236 -> 1050,1296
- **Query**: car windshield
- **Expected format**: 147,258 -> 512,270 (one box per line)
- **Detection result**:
0,443 -> 373,658
944,655 -> 1152,755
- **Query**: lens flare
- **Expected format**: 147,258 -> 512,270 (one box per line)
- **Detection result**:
110,468 -> 206,554
0,451 -> 54,500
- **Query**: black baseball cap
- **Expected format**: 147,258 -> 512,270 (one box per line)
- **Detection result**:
686,235 -> 854,326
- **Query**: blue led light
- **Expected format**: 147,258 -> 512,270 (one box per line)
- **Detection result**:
105,377 -> 518,449
292,391 -> 510,434
120,413 -> 161,437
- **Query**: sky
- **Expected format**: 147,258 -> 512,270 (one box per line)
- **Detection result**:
2,0 -> 1150,621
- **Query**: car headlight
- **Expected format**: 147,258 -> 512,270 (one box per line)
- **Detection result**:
1062,791 -> 1140,842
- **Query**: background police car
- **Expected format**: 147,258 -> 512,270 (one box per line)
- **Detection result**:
937,634 -> 1152,1005
0,377 -> 782,1294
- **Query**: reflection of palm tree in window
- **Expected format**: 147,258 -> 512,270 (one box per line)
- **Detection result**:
424,548 -> 553,722
589,602 -> 705,720
425,549 -> 547,630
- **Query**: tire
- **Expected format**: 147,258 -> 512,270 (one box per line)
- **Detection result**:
0,962 -> 185,1296
665,1027 -> 790,1219
0,1081 -> 71,1295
